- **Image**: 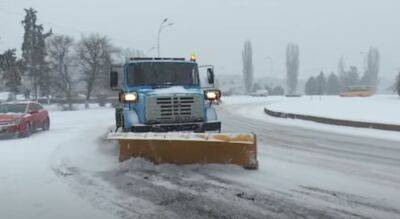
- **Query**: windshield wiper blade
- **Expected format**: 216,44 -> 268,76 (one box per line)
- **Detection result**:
152,82 -> 174,88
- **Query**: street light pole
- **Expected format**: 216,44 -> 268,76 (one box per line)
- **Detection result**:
157,18 -> 173,57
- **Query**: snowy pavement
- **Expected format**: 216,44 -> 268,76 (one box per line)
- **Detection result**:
0,99 -> 400,218
226,95 -> 400,141
0,109 -> 118,219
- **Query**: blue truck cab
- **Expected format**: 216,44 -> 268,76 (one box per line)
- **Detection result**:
110,57 -> 221,132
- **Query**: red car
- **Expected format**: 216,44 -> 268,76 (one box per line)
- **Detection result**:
0,101 -> 50,138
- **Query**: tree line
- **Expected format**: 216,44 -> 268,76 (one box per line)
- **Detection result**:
305,48 -> 380,95
0,8 -> 141,109
241,40 -> 400,96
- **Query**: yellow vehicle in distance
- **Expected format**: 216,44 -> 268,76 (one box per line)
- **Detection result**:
340,85 -> 374,97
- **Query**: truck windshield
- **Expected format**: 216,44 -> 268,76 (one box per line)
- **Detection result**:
127,62 -> 200,87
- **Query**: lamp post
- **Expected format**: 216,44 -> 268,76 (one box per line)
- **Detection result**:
157,18 -> 174,57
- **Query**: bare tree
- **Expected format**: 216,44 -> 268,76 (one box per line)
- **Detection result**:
113,48 -> 145,64
242,41 -> 253,94
47,34 -> 75,110
76,34 -> 115,108
286,43 -> 299,95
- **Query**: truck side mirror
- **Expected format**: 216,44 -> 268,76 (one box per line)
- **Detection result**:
207,68 -> 214,85
110,71 -> 118,89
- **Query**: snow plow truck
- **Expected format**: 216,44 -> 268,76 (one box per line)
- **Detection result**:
107,56 -> 258,169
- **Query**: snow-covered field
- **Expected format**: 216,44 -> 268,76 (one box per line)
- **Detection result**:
0,98 -> 399,218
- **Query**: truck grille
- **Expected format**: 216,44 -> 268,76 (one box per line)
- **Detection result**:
145,95 -> 203,124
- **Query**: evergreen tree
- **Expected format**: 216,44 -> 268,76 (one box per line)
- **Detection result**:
396,72 -> 400,96
326,73 -> 341,95
315,71 -> 327,95
363,47 -> 380,89
21,8 -> 52,99
338,56 -> 346,90
0,49 -> 23,94
347,66 -> 360,86
340,66 -> 359,90
286,43 -> 300,95
305,76 -> 317,95
264,85 -> 272,94
252,83 -> 262,92
242,41 -> 253,94
271,86 -> 285,96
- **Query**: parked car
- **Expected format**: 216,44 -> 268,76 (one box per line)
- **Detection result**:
0,101 -> 50,138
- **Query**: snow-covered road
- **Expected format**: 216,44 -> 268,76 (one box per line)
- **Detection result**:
0,109 -> 118,219
1,100 -> 399,218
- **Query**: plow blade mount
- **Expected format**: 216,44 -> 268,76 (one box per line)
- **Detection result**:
107,132 -> 258,169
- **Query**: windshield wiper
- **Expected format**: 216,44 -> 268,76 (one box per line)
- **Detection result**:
151,82 -> 174,88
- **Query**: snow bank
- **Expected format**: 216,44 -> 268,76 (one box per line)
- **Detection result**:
44,103 -> 112,112
224,95 -> 400,141
266,95 -> 400,125
0,92 -> 11,101
222,95 -> 284,105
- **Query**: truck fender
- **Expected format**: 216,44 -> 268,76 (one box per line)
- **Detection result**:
123,109 -> 140,129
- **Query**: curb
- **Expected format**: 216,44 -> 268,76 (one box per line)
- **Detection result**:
264,108 -> 400,132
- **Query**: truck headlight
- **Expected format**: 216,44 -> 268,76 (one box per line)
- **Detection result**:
120,92 -> 138,103
204,90 -> 221,101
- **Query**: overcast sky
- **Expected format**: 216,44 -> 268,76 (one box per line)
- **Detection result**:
1,0 -> 400,80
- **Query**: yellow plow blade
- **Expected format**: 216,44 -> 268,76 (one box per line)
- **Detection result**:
107,132 -> 258,169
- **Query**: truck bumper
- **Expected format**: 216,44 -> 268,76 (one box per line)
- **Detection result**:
128,121 -> 221,132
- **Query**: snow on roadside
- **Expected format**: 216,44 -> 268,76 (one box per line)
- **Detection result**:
223,95 -> 400,142
44,103 -> 112,112
0,108 -> 118,219
266,95 -> 400,125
